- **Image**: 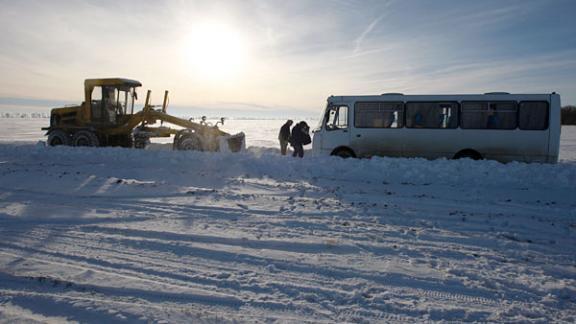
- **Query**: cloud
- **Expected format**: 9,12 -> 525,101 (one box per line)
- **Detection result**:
0,0 -> 575,110
353,15 -> 385,54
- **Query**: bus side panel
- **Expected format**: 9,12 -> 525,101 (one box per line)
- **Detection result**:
402,129 -> 462,159
350,129 -> 405,158
349,103 -> 404,158
548,94 -> 561,162
474,130 -> 549,163
406,129 -> 548,162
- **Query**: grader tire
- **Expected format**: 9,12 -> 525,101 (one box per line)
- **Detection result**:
116,135 -> 134,148
73,130 -> 99,147
47,129 -> 71,146
134,136 -> 149,149
123,135 -> 134,148
176,134 -> 203,151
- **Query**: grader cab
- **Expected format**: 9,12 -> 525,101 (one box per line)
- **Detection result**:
42,78 -> 245,152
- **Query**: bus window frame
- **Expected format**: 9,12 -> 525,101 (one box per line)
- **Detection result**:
460,100 -> 518,130
354,101 -> 405,129
405,101 -> 460,129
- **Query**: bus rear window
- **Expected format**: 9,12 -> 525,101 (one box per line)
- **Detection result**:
461,101 -> 517,129
355,102 -> 404,128
519,102 -> 549,130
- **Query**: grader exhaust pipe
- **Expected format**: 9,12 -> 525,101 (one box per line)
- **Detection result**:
162,90 -> 169,113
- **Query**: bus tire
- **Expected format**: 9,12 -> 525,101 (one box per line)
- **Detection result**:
453,149 -> 482,160
331,147 -> 356,159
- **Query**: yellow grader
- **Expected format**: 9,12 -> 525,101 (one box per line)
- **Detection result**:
42,78 -> 245,152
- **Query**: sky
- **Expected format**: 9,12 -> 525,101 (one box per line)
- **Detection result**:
1,0 -> 575,116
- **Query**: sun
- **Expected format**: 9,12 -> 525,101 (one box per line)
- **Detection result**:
181,22 -> 249,81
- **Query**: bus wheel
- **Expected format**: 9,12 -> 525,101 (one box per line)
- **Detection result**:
453,149 -> 482,160
331,148 -> 356,159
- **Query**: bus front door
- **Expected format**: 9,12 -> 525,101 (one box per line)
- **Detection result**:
323,105 -> 351,154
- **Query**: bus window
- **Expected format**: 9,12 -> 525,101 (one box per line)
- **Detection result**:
406,102 -> 458,129
519,102 -> 549,130
325,105 -> 348,130
355,102 -> 404,128
461,101 -> 517,129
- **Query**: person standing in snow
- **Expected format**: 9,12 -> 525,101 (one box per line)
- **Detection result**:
278,120 -> 293,155
290,121 -> 312,158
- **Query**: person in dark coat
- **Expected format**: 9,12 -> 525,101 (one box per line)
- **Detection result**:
278,120 -> 293,155
290,121 -> 311,158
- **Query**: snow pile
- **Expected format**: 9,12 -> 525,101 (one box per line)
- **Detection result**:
4,143 -> 573,191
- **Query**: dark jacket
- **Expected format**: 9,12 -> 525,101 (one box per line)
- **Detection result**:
279,122 -> 291,141
290,122 -> 311,146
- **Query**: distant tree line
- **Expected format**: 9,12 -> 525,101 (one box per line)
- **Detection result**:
562,106 -> 576,125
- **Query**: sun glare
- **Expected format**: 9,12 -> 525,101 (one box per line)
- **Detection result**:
181,22 -> 249,81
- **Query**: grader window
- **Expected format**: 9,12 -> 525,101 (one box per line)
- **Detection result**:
102,87 -> 118,123
91,86 -> 103,120
91,86 -> 119,123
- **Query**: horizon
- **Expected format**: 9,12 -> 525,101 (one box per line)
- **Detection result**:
1,0 -> 576,115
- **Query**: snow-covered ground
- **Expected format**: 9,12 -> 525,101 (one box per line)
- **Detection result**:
0,117 -> 575,323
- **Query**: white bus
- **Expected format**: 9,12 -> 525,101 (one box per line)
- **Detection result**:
312,92 -> 561,163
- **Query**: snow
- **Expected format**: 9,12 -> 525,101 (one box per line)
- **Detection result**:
0,116 -> 575,323
561,125 -> 576,162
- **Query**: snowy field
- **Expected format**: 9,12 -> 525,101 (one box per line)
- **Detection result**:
0,117 -> 575,322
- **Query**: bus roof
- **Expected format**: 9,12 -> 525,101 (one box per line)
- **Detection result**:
328,93 -> 558,102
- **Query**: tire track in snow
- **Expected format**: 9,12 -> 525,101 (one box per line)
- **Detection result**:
1,200 -> 554,316
1,227 -> 531,319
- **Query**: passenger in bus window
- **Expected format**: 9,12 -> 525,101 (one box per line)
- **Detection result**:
373,118 -> 384,127
487,105 -> 499,129
437,113 -> 445,128
413,112 -> 424,128
383,111 -> 396,128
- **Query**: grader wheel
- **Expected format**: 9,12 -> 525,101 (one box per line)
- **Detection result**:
73,130 -> 99,147
134,135 -> 150,149
47,129 -> 71,146
175,133 -> 203,151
